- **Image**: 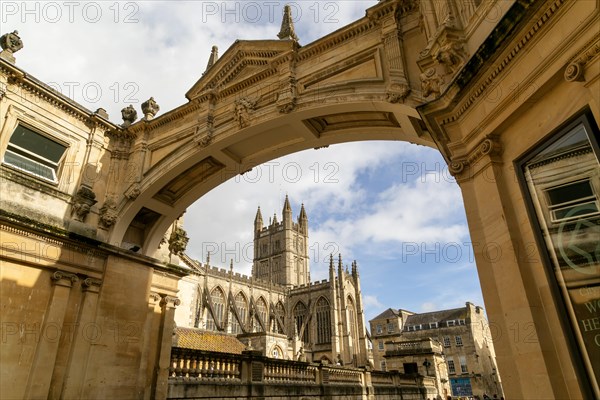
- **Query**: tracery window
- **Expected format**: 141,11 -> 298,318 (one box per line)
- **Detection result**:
316,297 -> 331,344
206,287 -> 225,331
231,292 -> 248,334
294,301 -> 309,343
253,297 -> 267,332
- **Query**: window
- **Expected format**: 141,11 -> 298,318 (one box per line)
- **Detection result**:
316,297 -> 331,344
458,319 -> 466,325
231,292 -> 248,335
546,179 -> 599,222
294,301 -> 309,343
459,356 -> 468,373
253,297 -> 267,332
275,301 -> 285,334
387,322 -> 395,333
378,341 -> 384,350
380,360 -> 387,372
376,324 -> 383,334
206,288 -> 225,331
347,297 -> 358,350
447,359 -> 456,375
429,322 -> 438,329
443,336 -> 451,347
415,324 -> 422,330
3,124 -> 67,183
447,320 -> 455,327
455,335 -> 463,346
404,362 -> 418,374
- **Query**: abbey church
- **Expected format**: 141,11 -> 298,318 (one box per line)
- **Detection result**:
174,198 -> 371,367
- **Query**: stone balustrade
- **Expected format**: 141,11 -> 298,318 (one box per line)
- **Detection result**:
168,348 -> 436,399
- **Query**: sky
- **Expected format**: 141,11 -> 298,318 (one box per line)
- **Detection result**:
2,1 -> 485,322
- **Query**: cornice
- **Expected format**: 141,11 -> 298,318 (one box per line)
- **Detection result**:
0,59 -> 117,131
441,0 -> 564,126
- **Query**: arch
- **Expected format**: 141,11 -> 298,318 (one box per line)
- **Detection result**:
274,301 -> 286,334
231,291 -> 248,334
270,345 -> 284,360
316,296 -> 331,344
206,287 -> 226,331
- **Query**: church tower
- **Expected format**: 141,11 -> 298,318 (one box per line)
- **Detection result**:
252,196 -> 310,287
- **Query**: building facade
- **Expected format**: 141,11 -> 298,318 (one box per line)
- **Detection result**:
370,303 -> 503,399
174,200 -> 371,367
0,0 -> 598,398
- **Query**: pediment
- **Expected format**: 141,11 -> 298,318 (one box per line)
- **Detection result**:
186,40 -> 296,100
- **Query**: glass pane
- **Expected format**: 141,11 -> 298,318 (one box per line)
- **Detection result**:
521,118 -> 600,394
547,181 -> 593,205
9,125 -> 66,163
4,150 -> 55,181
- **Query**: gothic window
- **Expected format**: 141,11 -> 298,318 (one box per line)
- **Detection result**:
3,124 -> 67,183
254,297 -> 267,332
231,292 -> 248,334
206,287 -> 225,331
347,296 -> 358,350
272,346 -> 282,359
316,297 -> 331,344
294,301 -> 309,343
275,301 -> 285,334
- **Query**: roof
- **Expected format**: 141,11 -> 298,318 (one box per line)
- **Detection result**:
404,307 -> 467,326
371,308 -> 399,321
173,327 -> 247,354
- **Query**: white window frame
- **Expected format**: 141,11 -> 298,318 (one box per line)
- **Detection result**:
455,335 -> 463,347
545,178 -> 600,223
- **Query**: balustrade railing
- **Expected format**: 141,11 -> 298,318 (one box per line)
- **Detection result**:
170,348 -> 241,382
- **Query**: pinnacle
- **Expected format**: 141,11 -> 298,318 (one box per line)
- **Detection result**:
277,4 -> 299,41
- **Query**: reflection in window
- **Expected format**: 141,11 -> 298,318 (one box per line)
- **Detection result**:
3,125 -> 67,183
518,112 -> 599,395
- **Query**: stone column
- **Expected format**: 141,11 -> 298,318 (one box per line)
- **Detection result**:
24,271 -> 78,399
59,278 -> 102,399
138,292 -> 162,399
152,295 -> 180,400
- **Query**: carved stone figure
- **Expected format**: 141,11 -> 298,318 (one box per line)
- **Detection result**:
72,186 -> 97,222
141,97 -> 160,120
99,198 -> 118,228
234,97 -> 258,128
168,226 -> 189,256
0,31 -> 23,63
121,105 -> 138,127
435,39 -> 467,74
387,83 -> 411,103
420,68 -> 443,98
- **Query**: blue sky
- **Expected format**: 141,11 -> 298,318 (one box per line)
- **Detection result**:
3,1 -> 484,321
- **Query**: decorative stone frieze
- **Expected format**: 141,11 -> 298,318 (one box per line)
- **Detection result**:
71,186 -> 97,222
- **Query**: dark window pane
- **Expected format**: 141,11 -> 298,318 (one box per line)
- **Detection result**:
10,125 -> 66,163
547,181 -> 593,205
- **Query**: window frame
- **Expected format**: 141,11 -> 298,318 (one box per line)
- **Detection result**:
2,123 -> 69,184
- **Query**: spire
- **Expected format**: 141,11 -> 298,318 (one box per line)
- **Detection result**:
272,213 -> 278,225
338,254 -> 343,273
205,45 -> 218,72
254,206 -> 264,231
299,203 -> 307,221
277,5 -> 299,41
329,254 -> 335,279
283,195 -> 292,213
230,259 -> 234,272
352,260 -> 358,277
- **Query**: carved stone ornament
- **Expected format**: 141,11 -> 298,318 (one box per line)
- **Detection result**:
386,83 -> 411,103
194,114 -> 214,147
234,97 -> 258,129
564,62 -> 584,82
125,183 -> 141,200
277,77 -> 298,113
168,226 -> 189,256
51,270 -> 79,287
72,186 -> 97,222
0,31 -> 23,63
434,38 -> 467,74
277,5 -> 299,41
99,198 -> 118,228
420,68 -> 443,98
121,105 -> 138,127
141,97 -> 160,120
0,81 -> 6,100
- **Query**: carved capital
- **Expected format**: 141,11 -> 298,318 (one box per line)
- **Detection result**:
448,136 -> 502,179
51,271 -> 79,287
71,185 -> 97,222
564,62 -> 584,82
82,277 -> 102,293
149,291 -> 162,305
160,295 -> 181,309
